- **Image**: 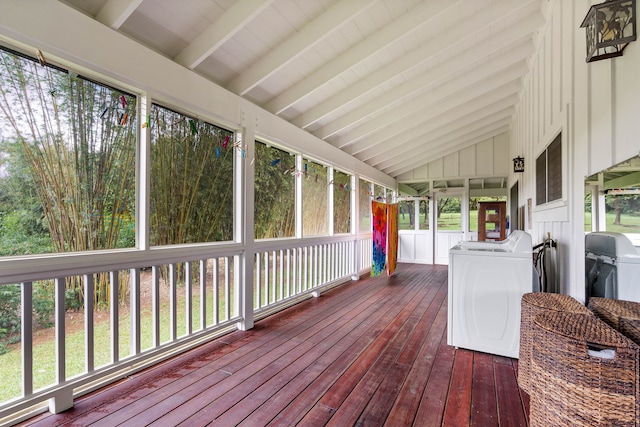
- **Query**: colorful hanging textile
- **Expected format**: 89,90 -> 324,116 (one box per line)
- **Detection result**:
371,201 -> 387,277
387,203 -> 398,275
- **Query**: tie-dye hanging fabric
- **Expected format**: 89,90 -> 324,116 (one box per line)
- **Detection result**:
371,201 -> 387,277
387,203 -> 398,275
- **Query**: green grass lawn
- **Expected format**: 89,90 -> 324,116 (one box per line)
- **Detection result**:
601,212 -> 640,232
0,290 -> 231,402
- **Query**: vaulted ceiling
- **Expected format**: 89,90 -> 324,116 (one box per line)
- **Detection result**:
59,0 -> 546,179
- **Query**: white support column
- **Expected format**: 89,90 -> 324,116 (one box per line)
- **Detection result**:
237,111 -> 256,331
137,95 -> 151,250
328,167 -> 334,236
351,174 -> 360,280
295,155 -> 303,239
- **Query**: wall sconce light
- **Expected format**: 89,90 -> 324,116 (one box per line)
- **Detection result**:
513,156 -> 525,173
580,0 -> 636,62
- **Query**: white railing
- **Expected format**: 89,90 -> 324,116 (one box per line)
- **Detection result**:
253,236 -> 358,317
0,234 -> 373,425
360,235 -> 373,272
0,246 -> 242,424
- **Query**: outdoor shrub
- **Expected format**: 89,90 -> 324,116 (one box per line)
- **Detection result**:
0,284 -> 21,339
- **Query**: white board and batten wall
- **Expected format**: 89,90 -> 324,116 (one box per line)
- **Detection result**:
509,0 -> 640,302
398,0 -> 640,304
397,134 -> 509,265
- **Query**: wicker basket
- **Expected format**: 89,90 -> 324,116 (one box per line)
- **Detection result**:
529,311 -> 640,427
518,292 -> 592,394
589,297 -> 640,345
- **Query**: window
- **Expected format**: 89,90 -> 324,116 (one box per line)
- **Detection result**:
149,103 -> 234,245
419,199 -> 430,230
536,133 -> 562,205
398,200 -> 415,230
254,141 -> 296,239
0,46 -> 137,255
302,159 -> 328,236
333,169 -> 351,234
397,199 -> 429,230
373,184 -> 386,202
584,190 -> 593,232
359,178 -> 372,233
437,196 -> 462,231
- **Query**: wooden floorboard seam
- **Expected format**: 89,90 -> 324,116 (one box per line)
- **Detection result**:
16,264 -> 529,427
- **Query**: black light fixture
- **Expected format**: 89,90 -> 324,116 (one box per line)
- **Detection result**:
513,156 -> 525,173
580,0 -> 636,62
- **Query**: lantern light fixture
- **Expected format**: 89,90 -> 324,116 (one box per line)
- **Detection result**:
580,0 -> 636,62
513,156 -> 525,173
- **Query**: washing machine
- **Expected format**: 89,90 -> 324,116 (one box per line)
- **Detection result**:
448,230 -> 533,358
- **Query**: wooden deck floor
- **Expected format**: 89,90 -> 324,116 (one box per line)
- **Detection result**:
19,264 -> 529,426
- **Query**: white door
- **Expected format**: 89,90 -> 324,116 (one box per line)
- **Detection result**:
397,198 -> 433,264
435,193 -> 465,265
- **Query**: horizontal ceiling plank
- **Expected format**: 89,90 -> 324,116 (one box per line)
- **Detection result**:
174,0 -> 275,70
263,0 -> 460,115
365,98 -> 517,167
320,12 -> 540,147
293,0 -> 531,131
96,0 -> 143,29
382,120 -> 512,176
342,60 -> 527,156
228,0 -> 376,96
360,90 -> 520,165
371,109 -> 514,171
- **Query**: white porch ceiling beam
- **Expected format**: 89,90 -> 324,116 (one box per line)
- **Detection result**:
382,119 -> 512,176
365,98 -> 517,167
96,0 -> 143,29
342,61 -> 526,156
386,124 -> 511,177
228,0 -> 376,96
263,0 -> 461,115
321,14 -> 540,146
359,89 -> 520,165
174,0 -> 275,70
293,0 -> 534,131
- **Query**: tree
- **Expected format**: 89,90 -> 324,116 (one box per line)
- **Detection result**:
149,105 -> 234,246
253,142 -> 295,239
0,49 -> 137,306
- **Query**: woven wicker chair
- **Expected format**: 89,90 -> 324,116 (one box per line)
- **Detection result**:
530,311 -> 640,427
518,292 -> 592,395
589,297 -> 640,345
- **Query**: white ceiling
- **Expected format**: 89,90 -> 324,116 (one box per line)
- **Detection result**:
59,0 -> 547,180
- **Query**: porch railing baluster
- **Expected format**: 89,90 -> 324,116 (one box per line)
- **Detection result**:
21,281 -> 33,397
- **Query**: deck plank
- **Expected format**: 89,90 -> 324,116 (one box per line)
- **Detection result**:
384,288 -> 448,426
441,348 -> 474,426
494,356 -> 529,427
16,264 -> 529,427
471,352 -> 498,427
413,328 -> 456,426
